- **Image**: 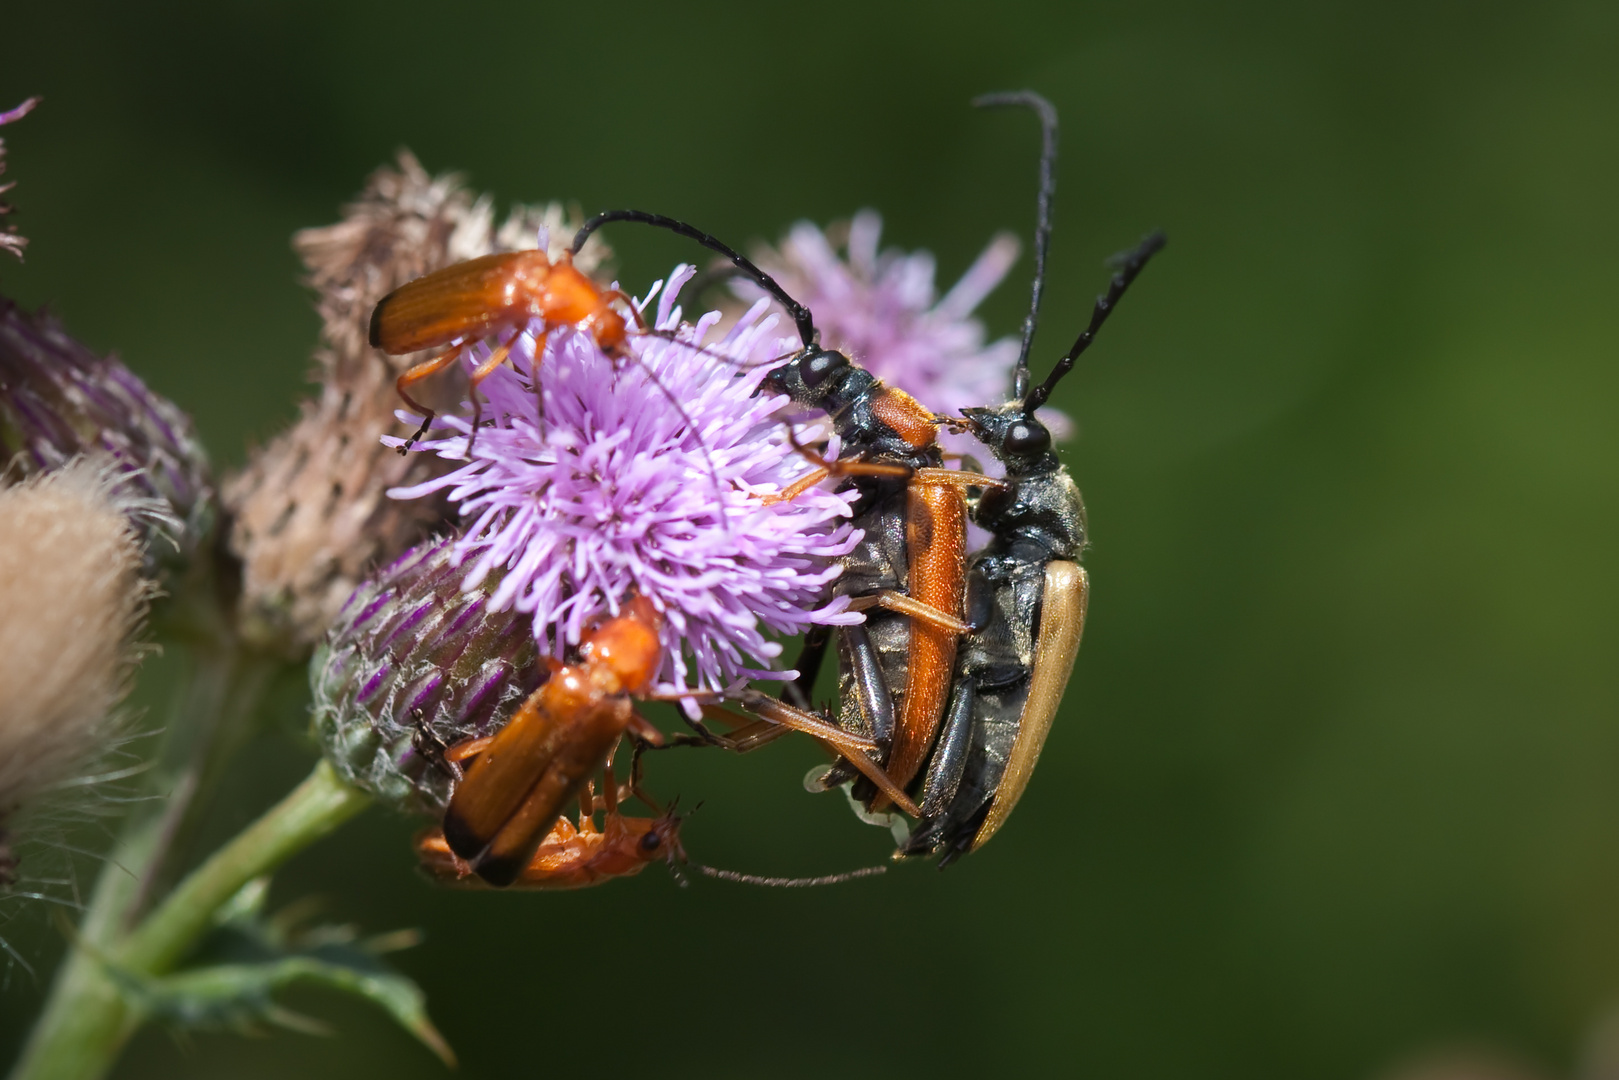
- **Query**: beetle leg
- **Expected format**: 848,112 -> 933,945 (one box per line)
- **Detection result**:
600,744 -> 619,813
625,740 -> 661,810
781,626 -> 830,712
602,288 -> 647,331
911,467 -> 1008,490
394,346 -> 464,452
694,705 -> 793,751
579,781 -> 598,831
845,590 -> 971,635
812,623 -> 893,793
841,624 -> 895,755
762,466 -> 831,505
916,679 -> 974,818
626,709 -> 664,747
466,330 -> 521,387
730,691 -> 919,817
765,427 -> 915,505
443,734 -> 495,764
461,330 -> 524,456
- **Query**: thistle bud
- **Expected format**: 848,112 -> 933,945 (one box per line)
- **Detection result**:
310,535 -> 543,815
224,152 -> 611,656
0,457 -> 153,884
0,300 -> 212,569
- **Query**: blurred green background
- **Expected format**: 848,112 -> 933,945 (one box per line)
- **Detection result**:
3,1 -> 1617,1077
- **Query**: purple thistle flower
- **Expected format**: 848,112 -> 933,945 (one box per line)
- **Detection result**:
388,263 -> 861,695
0,299 -> 212,567
743,211 -> 1072,440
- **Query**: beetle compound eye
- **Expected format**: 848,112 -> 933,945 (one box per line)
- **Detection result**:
801,349 -> 849,389
640,831 -> 663,853
1005,420 -> 1051,458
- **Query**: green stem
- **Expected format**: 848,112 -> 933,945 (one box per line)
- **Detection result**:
10,619 -> 246,1080
124,647 -> 280,922
8,762 -> 370,1080
6,817 -> 166,1080
120,760 -> 370,974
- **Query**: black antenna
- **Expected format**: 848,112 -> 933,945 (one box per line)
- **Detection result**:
1024,230 -> 1166,414
973,90 -> 1059,401
572,209 -> 817,347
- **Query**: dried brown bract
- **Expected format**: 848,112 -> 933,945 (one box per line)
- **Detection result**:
224,152 -> 609,655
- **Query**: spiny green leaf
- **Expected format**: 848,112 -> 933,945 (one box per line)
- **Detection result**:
137,955 -> 454,1066
96,892 -> 455,1067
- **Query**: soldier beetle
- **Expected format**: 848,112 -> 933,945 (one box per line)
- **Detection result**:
436,595 -> 916,887
368,249 -> 643,448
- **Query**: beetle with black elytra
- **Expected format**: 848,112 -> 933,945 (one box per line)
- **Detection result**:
897,95 -> 1166,855
563,93 -> 1165,859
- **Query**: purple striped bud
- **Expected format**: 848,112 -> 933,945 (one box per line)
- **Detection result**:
310,535 -> 543,814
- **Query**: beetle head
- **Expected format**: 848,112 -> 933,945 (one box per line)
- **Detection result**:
962,401 -> 1055,473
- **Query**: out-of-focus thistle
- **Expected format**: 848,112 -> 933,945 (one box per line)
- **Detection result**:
311,534 -> 542,814
0,300 -> 212,570
0,94 -> 187,911
0,458 -> 160,887
0,98 -> 210,570
224,153 -> 611,656
387,266 -> 861,696
0,97 -> 39,261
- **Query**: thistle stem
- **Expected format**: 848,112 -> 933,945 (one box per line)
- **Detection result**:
122,760 -> 370,974
9,761 -> 370,1080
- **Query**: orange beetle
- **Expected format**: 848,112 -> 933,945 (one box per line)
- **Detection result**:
368,249 -> 644,448
433,595 -> 911,887
416,803 -> 684,891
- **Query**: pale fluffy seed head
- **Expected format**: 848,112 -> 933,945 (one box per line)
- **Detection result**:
0,457 -> 149,818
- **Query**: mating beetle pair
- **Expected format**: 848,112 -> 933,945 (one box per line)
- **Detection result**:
368,91 -> 1164,885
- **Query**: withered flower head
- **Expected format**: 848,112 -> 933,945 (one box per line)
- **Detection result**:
0,299 -> 212,568
0,457 -> 155,879
0,98 -> 40,262
311,534 -> 542,814
224,152 -> 611,656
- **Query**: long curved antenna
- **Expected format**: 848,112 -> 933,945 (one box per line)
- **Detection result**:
628,348 -> 734,526
572,209 -> 817,347
692,862 -> 887,887
973,91 -> 1059,400
637,327 -> 798,373
1024,230 -> 1166,414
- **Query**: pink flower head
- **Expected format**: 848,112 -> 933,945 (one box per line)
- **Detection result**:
744,212 -> 1071,442
388,263 -> 862,696
744,212 -> 1012,410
